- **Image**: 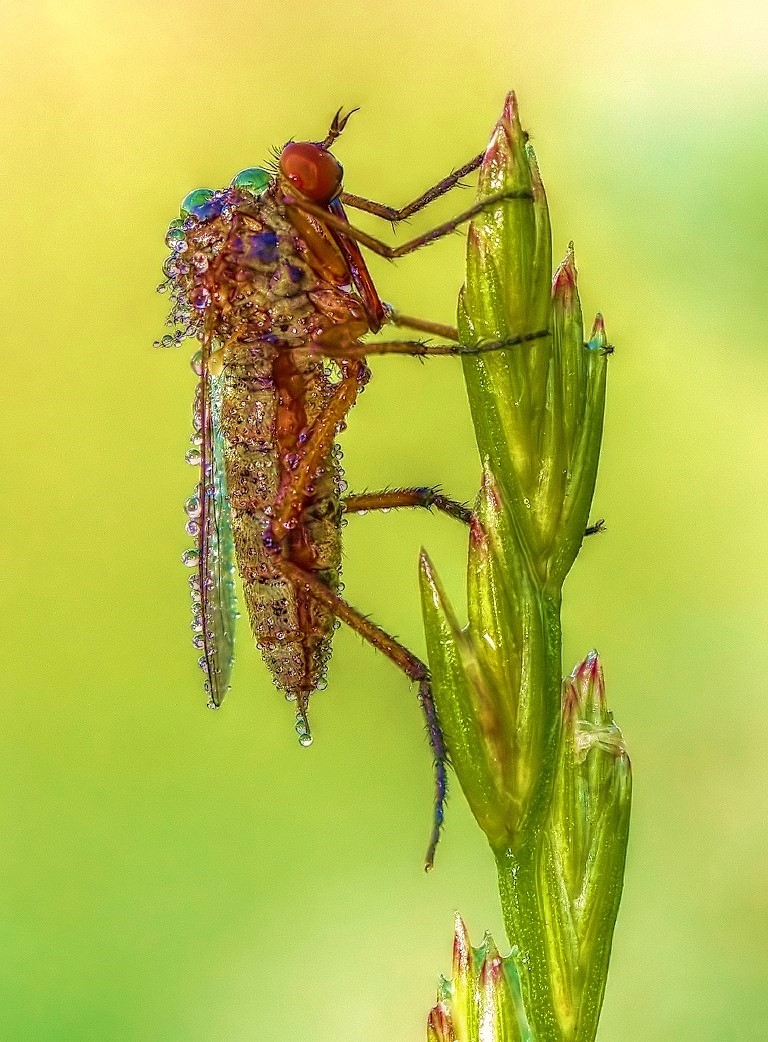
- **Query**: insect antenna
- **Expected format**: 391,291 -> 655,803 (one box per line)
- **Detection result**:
320,107 -> 360,150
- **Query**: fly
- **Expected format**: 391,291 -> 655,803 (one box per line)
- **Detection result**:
158,108 -> 546,867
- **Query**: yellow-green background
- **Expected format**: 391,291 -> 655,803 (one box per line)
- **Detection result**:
2,1 -> 766,1039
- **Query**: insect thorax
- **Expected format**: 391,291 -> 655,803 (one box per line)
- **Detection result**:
165,186 -> 366,350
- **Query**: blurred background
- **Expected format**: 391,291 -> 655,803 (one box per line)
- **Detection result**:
1,1 -> 766,1039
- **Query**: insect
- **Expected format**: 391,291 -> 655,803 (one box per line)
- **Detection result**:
158,109 -> 547,867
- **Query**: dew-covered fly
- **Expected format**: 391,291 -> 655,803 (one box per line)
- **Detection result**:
157,108 -> 546,867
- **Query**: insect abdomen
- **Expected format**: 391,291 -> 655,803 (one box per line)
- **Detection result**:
221,342 -> 342,700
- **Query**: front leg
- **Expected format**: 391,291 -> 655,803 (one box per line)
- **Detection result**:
339,152 -> 484,223
286,186 -> 533,260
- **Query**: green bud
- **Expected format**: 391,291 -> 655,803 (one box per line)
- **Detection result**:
457,95 -> 607,588
419,466 -> 562,853
425,916 -> 530,1042
546,259 -> 609,587
541,652 -> 632,1042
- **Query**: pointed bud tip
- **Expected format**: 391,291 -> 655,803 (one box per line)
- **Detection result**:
586,312 -> 609,352
553,242 -> 577,294
453,913 -> 471,973
480,951 -> 505,988
427,1003 -> 455,1042
482,91 -> 525,175
564,651 -> 608,721
502,90 -> 519,125
419,548 -> 441,605
574,648 -> 604,691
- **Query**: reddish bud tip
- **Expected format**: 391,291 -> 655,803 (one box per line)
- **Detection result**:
572,649 -> 605,705
552,242 -> 577,303
480,952 -> 504,988
502,90 -> 519,126
427,1003 -> 455,1042
452,913 -> 471,978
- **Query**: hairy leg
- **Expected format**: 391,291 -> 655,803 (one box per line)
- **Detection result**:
344,487 -> 471,525
340,152 -> 483,223
286,186 -> 532,260
274,555 -> 447,871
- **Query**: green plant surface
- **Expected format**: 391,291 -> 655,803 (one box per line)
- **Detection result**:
420,95 -> 630,1042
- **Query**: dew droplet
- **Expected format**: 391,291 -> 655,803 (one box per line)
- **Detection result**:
190,350 -> 204,376
191,286 -> 211,310
192,633 -> 205,649
185,519 -> 200,536
161,334 -> 175,348
185,493 -> 202,518
185,446 -> 202,466
191,251 -> 209,272
231,167 -> 271,195
165,225 -> 185,249
180,187 -> 216,219
182,547 -> 199,567
295,713 -> 313,747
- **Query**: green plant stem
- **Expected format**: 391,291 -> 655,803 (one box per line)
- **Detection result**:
495,843 -> 560,1042
494,589 -> 564,1042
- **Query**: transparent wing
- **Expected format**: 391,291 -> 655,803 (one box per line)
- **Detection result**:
187,367 -> 237,707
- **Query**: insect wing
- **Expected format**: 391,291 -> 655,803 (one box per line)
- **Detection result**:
190,369 -> 237,707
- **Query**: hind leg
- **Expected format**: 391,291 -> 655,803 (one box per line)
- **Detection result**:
273,555 -> 446,872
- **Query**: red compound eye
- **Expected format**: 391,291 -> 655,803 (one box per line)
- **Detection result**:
279,142 -> 343,203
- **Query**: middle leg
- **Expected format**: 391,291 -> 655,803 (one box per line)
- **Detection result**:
344,487 -> 472,525
344,489 -> 605,537
308,328 -> 550,360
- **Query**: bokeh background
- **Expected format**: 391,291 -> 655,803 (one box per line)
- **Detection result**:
2,1 -> 766,1039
